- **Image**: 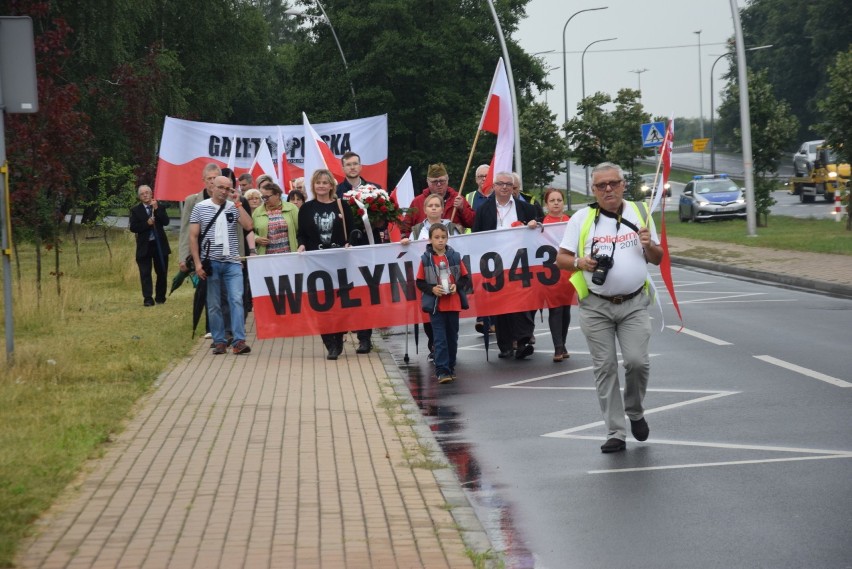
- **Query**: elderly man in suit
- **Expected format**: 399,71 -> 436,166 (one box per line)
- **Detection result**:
472,171 -> 541,359
129,184 -> 170,306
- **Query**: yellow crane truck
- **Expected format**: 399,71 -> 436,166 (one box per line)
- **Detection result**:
788,145 -> 849,203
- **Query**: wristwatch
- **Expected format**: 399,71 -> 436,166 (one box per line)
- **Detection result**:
574,256 -> 580,269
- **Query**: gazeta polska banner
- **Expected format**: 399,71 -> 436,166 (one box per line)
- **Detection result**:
153,114 -> 388,202
246,224 -> 577,339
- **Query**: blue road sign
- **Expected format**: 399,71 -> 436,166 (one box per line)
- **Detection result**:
641,122 -> 666,148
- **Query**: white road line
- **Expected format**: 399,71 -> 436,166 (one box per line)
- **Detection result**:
678,299 -> 789,304
542,391 -> 738,437
754,355 -> 852,388
666,326 -> 732,345
561,434 -> 850,456
587,454 -> 852,474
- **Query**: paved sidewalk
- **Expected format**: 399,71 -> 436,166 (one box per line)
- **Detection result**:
17,324 -> 485,569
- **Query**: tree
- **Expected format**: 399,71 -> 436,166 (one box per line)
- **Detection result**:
565,89 -> 652,184
815,48 -> 852,230
518,102 -> 564,190
717,68 -> 799,226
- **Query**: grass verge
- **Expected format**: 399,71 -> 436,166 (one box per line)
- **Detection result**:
0,228 -> 194,567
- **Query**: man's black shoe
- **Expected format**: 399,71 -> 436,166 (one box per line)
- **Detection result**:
515,342 -> 534,360
155,298 -> 166,304
601,438 -> 626,453
631,418 -> 650,441
356,341 -> 371,354
475,321 -> 485,334
497,350 -> 514,359
143,298 -> 155,307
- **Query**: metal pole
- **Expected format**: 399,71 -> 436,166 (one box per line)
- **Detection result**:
581,37 -> 617,194
562,7 -> 607,209
314,1 -> 358,116
709,53 -> 726,174
630,68 -> 648,96
0,92 -> 11,363
286,5 -> 358,116
695,30 -> 704,139
709,45 -> 772,175
485,0 -> 522,179
730,0 -> 757,236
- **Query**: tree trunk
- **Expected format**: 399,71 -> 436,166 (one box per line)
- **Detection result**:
54,241 -> 61,297
34,238 -> 42,304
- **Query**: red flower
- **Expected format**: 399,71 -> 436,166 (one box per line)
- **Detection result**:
357,208 -> 365,216
380,205 -> 388,213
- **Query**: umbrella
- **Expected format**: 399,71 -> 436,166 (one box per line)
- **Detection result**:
414,322 -> 420,354
482,315 -> 492,361
403,325 -> 410,363
191,278 -> 207,338
169,269 -> 192,296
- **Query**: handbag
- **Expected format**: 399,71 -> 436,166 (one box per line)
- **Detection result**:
185,203 -> 226,272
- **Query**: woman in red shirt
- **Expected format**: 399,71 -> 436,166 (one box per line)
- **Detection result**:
542,188 -> 572,362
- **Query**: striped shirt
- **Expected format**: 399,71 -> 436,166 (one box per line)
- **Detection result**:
188,199 -> 241,263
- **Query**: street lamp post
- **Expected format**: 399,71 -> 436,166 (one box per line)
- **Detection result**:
285,2 -> 358,116
709,45 -> 773,174
562,7 -> 607,209
581,36 -> 617,193
694,30 -> 704,139
630,68 -> 648,100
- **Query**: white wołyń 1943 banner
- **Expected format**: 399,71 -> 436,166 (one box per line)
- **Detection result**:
247,223 -> 577,339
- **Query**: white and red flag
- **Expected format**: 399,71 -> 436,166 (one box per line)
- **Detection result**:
275,127 -> 292,192
392,166 -> 415,210
248,138 -> 278,184
478,58 -> 514,191
650,117 -> 683,330
302,113 -> 346,200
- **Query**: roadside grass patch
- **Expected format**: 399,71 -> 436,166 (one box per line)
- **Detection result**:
0,229 -> 194,566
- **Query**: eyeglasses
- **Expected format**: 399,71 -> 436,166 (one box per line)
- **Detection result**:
261,195 -> 271,201
593,180 -> 624,192
215,184 -> 232,190
493,181 -> 513,188
476,174 -> 487,179
427,178 -> 448,185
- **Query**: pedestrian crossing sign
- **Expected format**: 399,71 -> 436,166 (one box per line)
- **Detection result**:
641,122 -> 666,148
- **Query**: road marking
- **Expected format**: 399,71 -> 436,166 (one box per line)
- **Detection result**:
587,454 -> 852,474
666,326 -> 732,345
755,355 -> 852,388
542,391 -> 738,436
563,434 -> 850,456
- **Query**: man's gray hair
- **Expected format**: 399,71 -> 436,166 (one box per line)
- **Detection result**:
202,162 -> 221,177
494,171 -> 514,181
592,162 -> 625,180
137,184 -> 152,197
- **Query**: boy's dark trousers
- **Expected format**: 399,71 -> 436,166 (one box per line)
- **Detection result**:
429,310 -> 459,376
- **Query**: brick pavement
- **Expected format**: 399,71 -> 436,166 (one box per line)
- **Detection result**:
17,323 -> 483,569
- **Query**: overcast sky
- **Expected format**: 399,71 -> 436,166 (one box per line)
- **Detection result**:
515,0 -> 749,126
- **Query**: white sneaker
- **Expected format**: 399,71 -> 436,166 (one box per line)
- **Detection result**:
204,332 -> 212,339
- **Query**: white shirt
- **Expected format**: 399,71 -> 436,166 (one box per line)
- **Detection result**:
495,197 -> 518,229
560,204 -> 658,296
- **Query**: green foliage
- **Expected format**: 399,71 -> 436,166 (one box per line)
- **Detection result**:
519,102 -> 564,189
815,48 -> 852,166
81,158 -> 138,230
716,68 -> 798,224
565,89 -> 652,177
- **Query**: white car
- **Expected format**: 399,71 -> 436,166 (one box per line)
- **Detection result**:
638,173 -> 671,197
792,139 -> 825,176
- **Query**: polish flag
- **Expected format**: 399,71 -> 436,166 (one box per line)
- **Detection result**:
248,138 -> 278,184
393,166 -> 415,210
275,127 -> 292,192
226,136 -> 237,171
478,58 -> 514,191
302,113 -> 345,200
653,118 -> 683,330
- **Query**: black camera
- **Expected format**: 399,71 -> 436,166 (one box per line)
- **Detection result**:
590,250 -> 614,285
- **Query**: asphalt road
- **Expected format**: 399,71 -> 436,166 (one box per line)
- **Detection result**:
386,266 -> 852,569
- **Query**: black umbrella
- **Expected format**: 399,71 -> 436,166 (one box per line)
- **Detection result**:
414,322 -> 420,354
482,315 -> 492,361
191,278 -> 207,338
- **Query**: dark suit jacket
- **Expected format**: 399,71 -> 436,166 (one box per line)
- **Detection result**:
129,202 -> 171,261
472,195 -> 540,233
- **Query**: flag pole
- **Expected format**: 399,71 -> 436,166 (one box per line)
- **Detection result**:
452,128 -> 483,222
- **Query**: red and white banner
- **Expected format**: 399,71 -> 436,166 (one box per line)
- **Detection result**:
478,58 -> 514,191
247,224 -> 577,339
153,115 -> 388,201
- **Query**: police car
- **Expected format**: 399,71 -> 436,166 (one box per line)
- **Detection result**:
678,174 -> 746,222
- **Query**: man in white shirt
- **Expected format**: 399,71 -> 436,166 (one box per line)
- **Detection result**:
556,162 -> 663,453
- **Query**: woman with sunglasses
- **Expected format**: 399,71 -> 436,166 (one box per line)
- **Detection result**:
252,182 -> 299,255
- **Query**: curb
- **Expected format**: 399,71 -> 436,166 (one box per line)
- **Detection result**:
376,344 -> 498,567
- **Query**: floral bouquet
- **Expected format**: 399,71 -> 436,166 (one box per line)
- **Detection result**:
342,184 -> 401,229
